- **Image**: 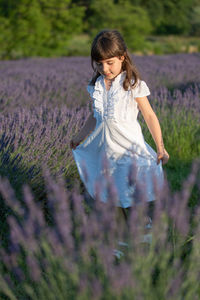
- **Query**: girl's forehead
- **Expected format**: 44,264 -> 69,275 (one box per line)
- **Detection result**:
95,57 -> 118,63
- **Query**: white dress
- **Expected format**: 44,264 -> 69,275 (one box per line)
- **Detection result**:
72,71 -> 164,208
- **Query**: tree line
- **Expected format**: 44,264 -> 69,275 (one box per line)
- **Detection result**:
0,0 -> 200,59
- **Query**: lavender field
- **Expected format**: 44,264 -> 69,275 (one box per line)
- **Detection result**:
0,53 -> 200,299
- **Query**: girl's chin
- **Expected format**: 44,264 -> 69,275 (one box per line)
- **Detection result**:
104,72 -> 121,80
104,74 -> 114,79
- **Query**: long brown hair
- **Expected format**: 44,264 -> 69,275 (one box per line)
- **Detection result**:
90,30 -> 140,90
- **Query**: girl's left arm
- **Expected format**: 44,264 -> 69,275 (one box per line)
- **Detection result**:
135,96 -> 169,165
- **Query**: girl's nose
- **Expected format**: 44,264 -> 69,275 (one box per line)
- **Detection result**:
102,64 -> 109,74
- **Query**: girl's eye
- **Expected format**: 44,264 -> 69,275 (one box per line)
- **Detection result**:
96,62 -> 113,66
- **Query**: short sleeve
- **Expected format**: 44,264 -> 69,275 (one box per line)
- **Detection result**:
133,80 -> 150,98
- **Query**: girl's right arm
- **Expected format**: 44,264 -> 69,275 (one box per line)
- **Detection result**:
70,113 -> 96,150
135,96 -> 169,165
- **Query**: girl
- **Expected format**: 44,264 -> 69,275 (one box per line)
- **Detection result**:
70,29 -> 169,223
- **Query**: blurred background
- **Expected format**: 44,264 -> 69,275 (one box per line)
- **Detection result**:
0,0 -> 200,59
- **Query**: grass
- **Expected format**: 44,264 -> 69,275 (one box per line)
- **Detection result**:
139,101 -> 200,205
65,34 -> 200,56
144,35 -> 200,55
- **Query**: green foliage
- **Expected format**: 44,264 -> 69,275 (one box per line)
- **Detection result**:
87,0 -> 152,51
0,0 -> 200,58
0,16 -> 12,58
66,34 -> 90,56
39,0 -> 85,52
118,4 -> 152,50
130,0 -> 164,29
0,0 -> 85,58
158,0 -> 192,35
145,35 -> 200,55
9,0 -> 51,58
140,0 -> 193,35
190,5 -> 200,36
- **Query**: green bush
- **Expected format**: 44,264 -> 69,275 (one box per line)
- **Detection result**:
0,0 -> 85,59
88,0 -> 152,51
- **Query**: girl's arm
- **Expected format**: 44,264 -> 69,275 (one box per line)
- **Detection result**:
135,96 -> 169,165
70,113 -> 96,150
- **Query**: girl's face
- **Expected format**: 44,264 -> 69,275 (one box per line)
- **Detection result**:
95,56 -> 124,80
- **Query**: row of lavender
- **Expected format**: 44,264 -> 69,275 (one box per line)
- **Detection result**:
0,54 -> 200,111
0,54 -> 199,298
0,105 -> 89,198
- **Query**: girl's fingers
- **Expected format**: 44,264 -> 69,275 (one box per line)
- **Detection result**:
161,153 -> 169,165
70,139 -> 80,150
70,136 -> 81,150
157,156 -> 161,165
163,154 -> 169,165
157,152 -> 169,165
70,140 -> 75,149
157,152 -> 162,165
163,150 -> 170,164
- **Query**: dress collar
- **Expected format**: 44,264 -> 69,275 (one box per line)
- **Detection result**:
95,71 -> 126,92
102,71 -> 126,87
90,71 -> 126,99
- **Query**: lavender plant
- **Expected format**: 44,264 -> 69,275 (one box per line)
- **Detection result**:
0,159 -> 199,299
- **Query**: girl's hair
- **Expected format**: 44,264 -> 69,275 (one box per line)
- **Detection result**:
90,30 -> 140,90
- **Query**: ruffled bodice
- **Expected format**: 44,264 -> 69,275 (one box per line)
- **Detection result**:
87,71 -> 150,125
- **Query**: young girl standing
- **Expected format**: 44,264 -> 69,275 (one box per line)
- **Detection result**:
70,30 -> 169,221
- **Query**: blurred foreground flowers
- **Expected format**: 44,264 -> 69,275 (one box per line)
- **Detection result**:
0,160 -> 199,300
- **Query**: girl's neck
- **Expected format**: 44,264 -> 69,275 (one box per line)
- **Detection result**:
104,71 -> 123,91
104,78 -> 114,91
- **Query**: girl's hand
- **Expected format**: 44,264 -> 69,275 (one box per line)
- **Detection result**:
70,136 -> 82,150
157,148 -> 169,165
